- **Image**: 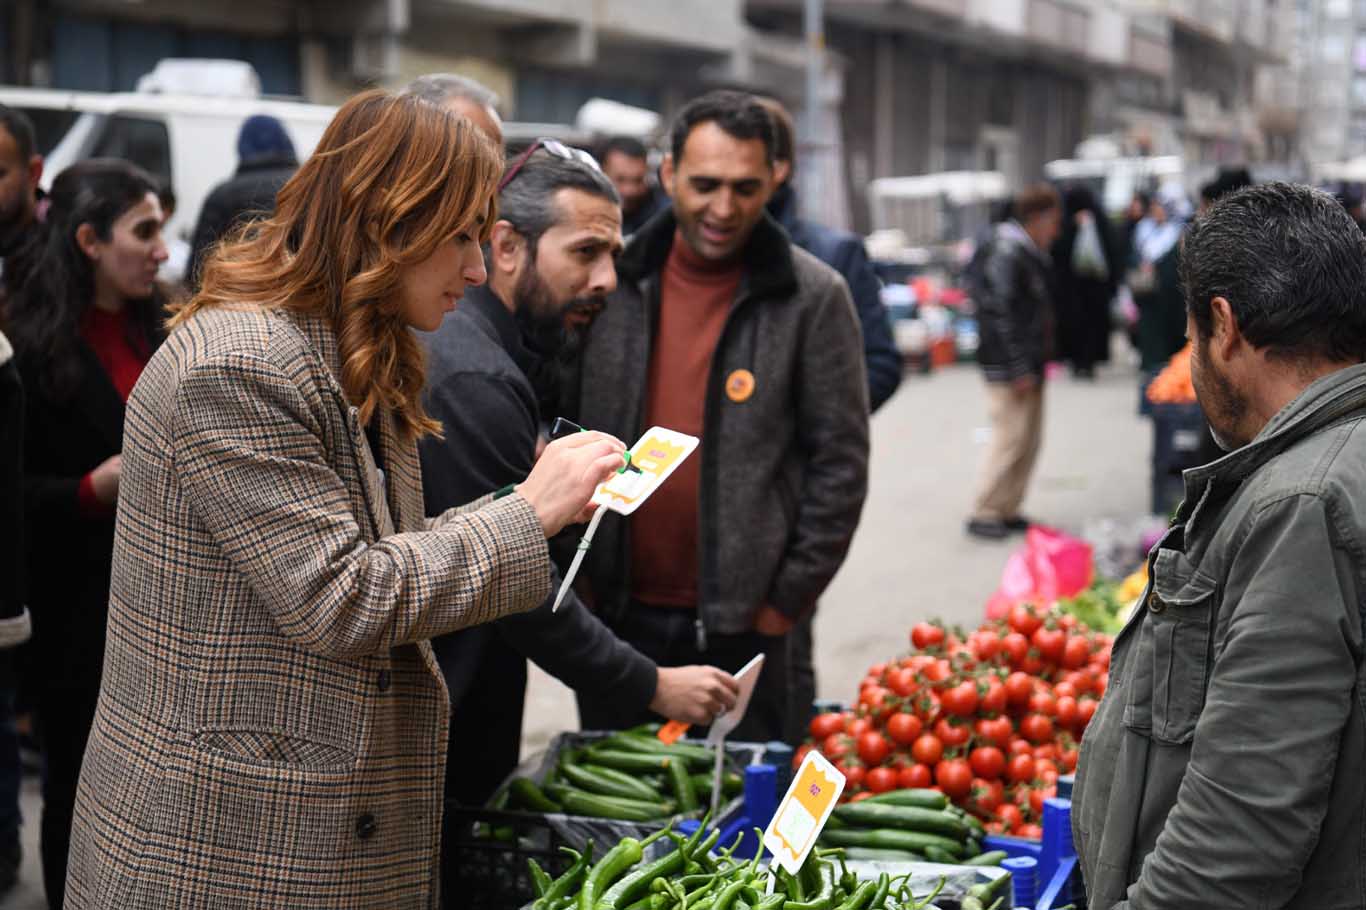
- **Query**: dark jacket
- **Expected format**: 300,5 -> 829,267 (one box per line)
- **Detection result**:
623,190 -> 669,237
572,210 -> 870,634
769,185 -> 902,412
1051,190 -> 1119,369
16,324 -> 161,684
969,220 -> 1055,381
1133,244 -> 1186,372
418,286 -> 657,712
185,155 -> 297,288
1074,363 -> 1366,909
0,331 -> 31,646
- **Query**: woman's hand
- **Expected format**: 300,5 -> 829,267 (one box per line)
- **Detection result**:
516,431 -> 626,537
90,454 -> 123,505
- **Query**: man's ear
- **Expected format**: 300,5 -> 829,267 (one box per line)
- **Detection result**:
489,220 -> 523,276
1208,296 -> 1243,363
659,155 -> 676,200
773,159 -> 793,186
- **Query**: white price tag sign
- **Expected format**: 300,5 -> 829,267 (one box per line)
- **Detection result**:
592,426 -> 699,516
762,749 -> 846,876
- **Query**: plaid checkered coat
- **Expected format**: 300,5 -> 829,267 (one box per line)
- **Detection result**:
65,306 -> 552,909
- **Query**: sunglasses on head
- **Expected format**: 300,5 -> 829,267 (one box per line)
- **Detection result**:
500,138 -> 603,192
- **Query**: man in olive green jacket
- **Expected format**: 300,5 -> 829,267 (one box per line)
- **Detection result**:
1074,182 -> 1366,909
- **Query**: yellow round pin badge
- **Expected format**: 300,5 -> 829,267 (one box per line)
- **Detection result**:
725,369 -> 756,403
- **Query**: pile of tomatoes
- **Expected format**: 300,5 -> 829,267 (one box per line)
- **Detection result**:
796,603 -> 1112,839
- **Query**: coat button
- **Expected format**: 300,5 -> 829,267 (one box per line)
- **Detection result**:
1148,592 -> 1165,613
377,669 -> 391,692
355,813 -> 377,840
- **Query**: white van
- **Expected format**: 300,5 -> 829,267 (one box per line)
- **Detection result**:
0,61 -> 335,248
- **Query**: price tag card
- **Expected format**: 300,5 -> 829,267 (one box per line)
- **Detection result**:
593,427 -> 699,516
762,749 -> 846,876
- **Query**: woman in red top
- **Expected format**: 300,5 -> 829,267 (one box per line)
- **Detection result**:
1,158 -> 167,910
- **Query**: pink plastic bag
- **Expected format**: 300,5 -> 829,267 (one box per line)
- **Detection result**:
985,526 -> 1094,619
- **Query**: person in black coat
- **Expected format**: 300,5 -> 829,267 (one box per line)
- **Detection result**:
184,114 -> 297,289
4,159 -> 168,909
1051,185 -> 1119,378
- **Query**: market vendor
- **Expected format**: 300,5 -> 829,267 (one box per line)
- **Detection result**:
63,90 -> 628,909
1074,182 -> 1366,908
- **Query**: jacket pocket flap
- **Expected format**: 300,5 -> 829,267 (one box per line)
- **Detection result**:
1152,549 -> 1218,607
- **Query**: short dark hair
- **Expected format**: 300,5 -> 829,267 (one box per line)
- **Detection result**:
1013,184 -> 1061,222
598,135 -> 648,163
1181,182 -> 1366,363
756,97 -> 795,165
499,150 -> 620,252
669,90 -> 775,167
0,104 -> 36,161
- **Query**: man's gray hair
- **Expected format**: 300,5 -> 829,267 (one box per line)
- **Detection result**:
404,73 -> 500,113
500,151 -> 620,251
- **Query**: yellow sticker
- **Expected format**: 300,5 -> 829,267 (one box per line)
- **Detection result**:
762,749 -> 846,875
725,369 -> 756,403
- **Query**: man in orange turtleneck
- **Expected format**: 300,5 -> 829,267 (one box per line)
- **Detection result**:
571,90 -> 870,744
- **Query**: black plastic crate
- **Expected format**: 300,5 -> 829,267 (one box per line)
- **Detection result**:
441,804 -> 579,910
1151,403 -> 1211,514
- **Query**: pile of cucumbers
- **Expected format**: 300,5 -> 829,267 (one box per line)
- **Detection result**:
525,817 -> 1016,910
817,790 -> 1007,869
496,730 -> 745,823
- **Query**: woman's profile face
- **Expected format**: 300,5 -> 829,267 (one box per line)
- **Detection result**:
82,191 -> 168,300
397,228 -> 488,332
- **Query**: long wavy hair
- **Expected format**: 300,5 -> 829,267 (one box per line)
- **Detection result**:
2,158 -> 167,402
171,89 -> 502,440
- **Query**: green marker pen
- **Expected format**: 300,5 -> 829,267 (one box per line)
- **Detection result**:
550,417 -> 642,474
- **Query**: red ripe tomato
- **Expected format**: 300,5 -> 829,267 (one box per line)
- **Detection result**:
1092,674 -> 1108,696
886,711 -> 923,745
793,743 -> 813,768
1000,632 -> 1029,668
898,763 -> 933,789
979,679 -> 1007,715
1004,671 -> 1034,707
887,666 -> 917,698
1021,713 -> 1055,744
1028,691 -> 1058,716
911,734 -> 944,766
1062,634 -> 1092,669
865,766 -> 898,794
935,758 -> 973,799
1077,696 -> 1099,729
941,681 -> 980,718
995,803 -> 1024,830
1031,626 -> 1066,664
1039,765 -> 1060,786
967,777 -> 1003,815
846,716 -> 873,738
809,712 -> 845,740
975,715 -> 1013,748
868,662 -> 889,678
911,622 -> 946,651
1032,743 -> 1060,764
935,718 -> 972,748
848,791 -> 875,802
1016,822 -> 1044,840
914,689 -> 942,723
857,687 -> 893,721
1008,604 -> 1043,637
857,731 -> 892,767
1008,738 -> 1032,756
969,745 -> 1006,780
972,631 -> 1001,662
822,733 -> 853,759
922,659 -> 952,684
1054,695 -> 1079,729
1029,786 -> 1050,816
1059,747 -> 1079,772
1062,670 -> 1093,694
984,820 -> 1006,836
1006,753 -> 1037,784
1052,681 -> 1077,700
839,762 -> 866,788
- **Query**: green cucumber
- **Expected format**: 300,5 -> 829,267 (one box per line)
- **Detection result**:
860,789 -> 950,810
832,803 -> 969,839
584,748 -> 678,774
817,827 -> 964,857
691,770 -> 744,798
560,762 -> 665,801
558,787 -> 676,822
509,777 -> 561,813
604,732 -> 718,768
963,850 -> 1009,867
667,758 -> 700,813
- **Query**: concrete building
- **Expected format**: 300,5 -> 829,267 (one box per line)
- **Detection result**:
1274,0 -> 1366,169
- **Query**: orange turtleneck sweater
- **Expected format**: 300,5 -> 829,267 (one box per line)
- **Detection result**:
629,231 -> 743,608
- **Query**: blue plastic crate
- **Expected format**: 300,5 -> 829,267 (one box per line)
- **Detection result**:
981,798 -> 1084,910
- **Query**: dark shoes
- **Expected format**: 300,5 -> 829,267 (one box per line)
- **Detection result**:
966,516 -> 1032,539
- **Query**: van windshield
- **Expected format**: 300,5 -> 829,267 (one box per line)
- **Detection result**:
15,108 -> 80,156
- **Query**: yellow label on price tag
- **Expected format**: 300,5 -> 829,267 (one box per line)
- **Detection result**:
762,749 -> 846,876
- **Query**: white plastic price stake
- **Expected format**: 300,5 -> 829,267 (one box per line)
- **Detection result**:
762,749 -> 846,876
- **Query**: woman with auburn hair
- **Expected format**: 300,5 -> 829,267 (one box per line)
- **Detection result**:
64,89 -> 625,909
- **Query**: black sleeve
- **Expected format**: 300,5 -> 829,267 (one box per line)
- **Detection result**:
420,370 -> 658,713
832,237 -> 901,412
185,187 -> 231,290
0,359 -> 24,619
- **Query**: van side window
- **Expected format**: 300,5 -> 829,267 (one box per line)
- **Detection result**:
91,116 -> 172,187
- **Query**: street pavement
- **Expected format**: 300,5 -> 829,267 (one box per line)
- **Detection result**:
0,356 -> 1153,909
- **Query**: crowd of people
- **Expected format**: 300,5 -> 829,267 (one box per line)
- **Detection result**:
2,68 -> 1366,910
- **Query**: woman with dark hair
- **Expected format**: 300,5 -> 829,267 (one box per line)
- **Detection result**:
1051,184 -> 1119,378
2,157 -> 168,909
64,90 -> 623,909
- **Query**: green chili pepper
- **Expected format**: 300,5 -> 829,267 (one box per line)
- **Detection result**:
910,875 -> 946,910
868,872 -> 891,910
785,860 -> 835,910
578,837 -> 643,910
834,880 -> 877,910
531,841 -> 593,910
527,858 -> 553,897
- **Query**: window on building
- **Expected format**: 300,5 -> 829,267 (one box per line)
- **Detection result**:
90,115 -> 172,188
